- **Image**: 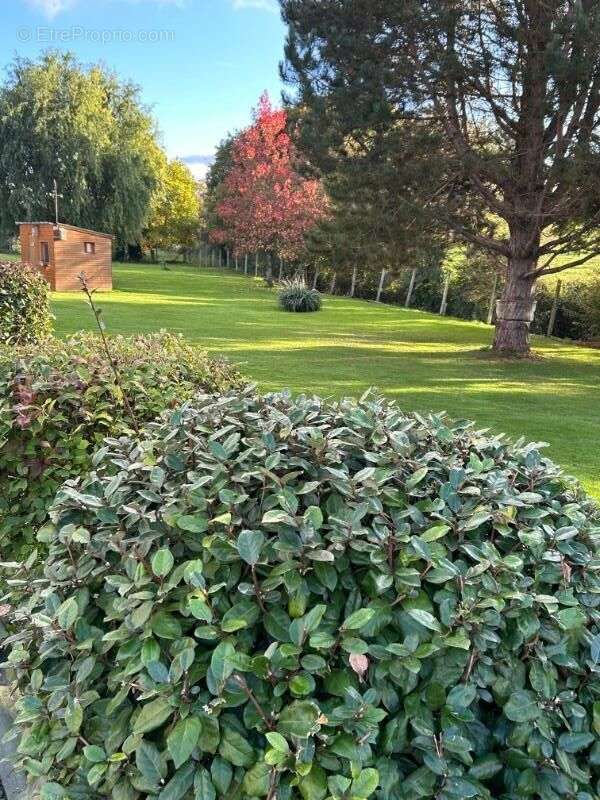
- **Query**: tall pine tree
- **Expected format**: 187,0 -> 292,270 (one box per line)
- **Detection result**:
282,0 -> 600,353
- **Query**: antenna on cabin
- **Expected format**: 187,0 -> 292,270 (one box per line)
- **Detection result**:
53,179 -> 60,225
47,179 -> 63,225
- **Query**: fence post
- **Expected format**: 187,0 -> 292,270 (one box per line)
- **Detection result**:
329,273 -> 337,294
265,254 -> 274,286
312,269 -> 319,290
376,269 -> 387,302
349,265 -> 358,297
278,258 -> 284,281
439,275 -> 450,316
547,279 -> 562,337
405,268 -> 417,308
487,273 -> 499,325
255,253 -> 259,277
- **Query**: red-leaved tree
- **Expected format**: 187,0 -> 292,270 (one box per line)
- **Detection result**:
211,93 -> 326,262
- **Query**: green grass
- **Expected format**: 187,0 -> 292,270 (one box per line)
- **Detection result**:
51,262 -> 600,497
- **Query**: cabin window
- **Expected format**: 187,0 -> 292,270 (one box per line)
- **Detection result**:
84,241 -> 96,254
40,242 -> 50,266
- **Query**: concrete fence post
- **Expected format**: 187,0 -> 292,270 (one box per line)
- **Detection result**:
405,268 -> 417,308
439,275 -> 450,316
349,265 -> 358,297
376,269 -> 387,302
487,273 -> 499,325
547,279 -> 562,337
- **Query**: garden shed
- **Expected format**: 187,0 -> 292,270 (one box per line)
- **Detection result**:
18,221 -> 113,291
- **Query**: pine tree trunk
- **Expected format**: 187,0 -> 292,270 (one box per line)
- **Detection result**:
493,257 -> 537,354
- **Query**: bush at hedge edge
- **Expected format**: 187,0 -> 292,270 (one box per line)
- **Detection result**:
0,261 -> 52,346
0,331 -> 245,562
3,388 -> 600,800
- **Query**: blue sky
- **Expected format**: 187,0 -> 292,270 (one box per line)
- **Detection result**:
1,0 -> 288,178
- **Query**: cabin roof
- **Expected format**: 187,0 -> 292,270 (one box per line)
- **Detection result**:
16,222 -> 114,240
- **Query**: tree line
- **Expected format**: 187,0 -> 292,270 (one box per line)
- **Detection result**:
206,0 -> 600,355
0,52 -> 200,259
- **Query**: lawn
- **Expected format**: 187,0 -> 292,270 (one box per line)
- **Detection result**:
51,261 -> 600,497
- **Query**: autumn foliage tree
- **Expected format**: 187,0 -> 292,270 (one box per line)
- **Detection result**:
210,94 -> 326,265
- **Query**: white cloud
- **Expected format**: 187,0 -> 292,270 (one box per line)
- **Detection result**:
231,0 -> 278,12
180,154 -> 214,181
186,162 -> 210,181
26,0 -> 77,18
25,0 -> 184,18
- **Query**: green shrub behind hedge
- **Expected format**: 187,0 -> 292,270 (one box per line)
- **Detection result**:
4,389 -> 600,800
0,331 -> 245,561
0,261 -> 52,345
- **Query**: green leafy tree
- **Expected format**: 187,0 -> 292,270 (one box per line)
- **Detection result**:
0,52 -> 161,250
145,159 -> 201,258
305,122 -> 450,289
282,0 -> 600,353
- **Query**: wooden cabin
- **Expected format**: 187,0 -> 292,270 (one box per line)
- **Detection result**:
18,222 -> 113,291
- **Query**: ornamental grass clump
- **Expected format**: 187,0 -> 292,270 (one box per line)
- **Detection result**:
0,260 -> 52,345
4,390 -> 600,800
278,279 -> 322,312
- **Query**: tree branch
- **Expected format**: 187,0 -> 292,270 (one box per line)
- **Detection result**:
528,251 -> 600,279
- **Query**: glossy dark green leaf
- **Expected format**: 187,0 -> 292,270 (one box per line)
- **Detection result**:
167,717 -> 202,768
236,530 -> 265,565
278,701 -> 321,739
133,697 -> 174,734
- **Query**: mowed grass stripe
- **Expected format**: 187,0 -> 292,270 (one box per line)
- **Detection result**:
51,262 -> 600,497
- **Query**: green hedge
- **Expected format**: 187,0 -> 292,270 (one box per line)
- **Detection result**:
0,331 -> 245,561
0,260 -> 52,346
4,389 -> 600,800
